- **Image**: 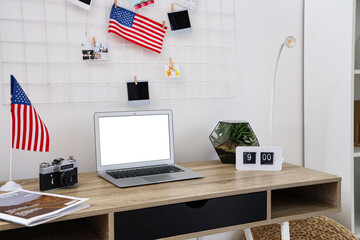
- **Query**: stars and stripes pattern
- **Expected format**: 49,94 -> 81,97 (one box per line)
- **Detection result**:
10,75 -> 49,152
108,5 -> 167,54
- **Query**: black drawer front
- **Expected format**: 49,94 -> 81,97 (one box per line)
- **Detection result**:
114,191 -> 267,240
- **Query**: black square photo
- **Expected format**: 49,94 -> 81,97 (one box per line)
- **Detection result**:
127,81 -> 150,106
68,0 -> 92,10
167,9 -> 192,35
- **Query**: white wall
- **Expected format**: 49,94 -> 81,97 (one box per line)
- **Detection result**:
0,0 -> 304,239
304,0 -> 354,231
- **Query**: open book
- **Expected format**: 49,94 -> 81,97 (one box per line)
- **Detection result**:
0,189 -> 89,227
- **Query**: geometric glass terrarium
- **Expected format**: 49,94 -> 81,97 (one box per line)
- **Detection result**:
209,121 -> 260,164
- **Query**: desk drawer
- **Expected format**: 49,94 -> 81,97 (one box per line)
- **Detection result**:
114,191 -> 267,240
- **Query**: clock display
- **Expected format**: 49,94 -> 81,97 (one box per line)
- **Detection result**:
243,152 -> 256,164
236,146 -> 282,171
260,152 -> 274,165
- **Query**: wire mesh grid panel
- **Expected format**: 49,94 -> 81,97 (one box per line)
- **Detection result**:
0,0 -> 236,104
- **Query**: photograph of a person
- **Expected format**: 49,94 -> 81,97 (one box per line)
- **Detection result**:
164,61 -> 180,78
131,0 -> 155,10
81,41 -> 108,61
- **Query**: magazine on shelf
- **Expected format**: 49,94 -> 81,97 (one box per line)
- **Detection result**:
0,189 -> 89,227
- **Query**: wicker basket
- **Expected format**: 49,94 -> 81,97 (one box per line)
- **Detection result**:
243,216 -> 356,240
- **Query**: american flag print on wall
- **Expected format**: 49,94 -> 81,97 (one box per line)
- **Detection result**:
10,75 -> 50,152
108,5 -> 167,54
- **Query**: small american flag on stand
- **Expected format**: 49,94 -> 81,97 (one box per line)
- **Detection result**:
10,75 -> 49,152
108,5 -> 167,54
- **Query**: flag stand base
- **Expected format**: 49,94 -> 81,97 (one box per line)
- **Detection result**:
0,181 -> 22,192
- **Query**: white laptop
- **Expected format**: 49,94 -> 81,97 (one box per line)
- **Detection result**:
94,110 -> 203,187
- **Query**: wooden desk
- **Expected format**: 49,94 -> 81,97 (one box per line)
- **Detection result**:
0,161 -> 341,240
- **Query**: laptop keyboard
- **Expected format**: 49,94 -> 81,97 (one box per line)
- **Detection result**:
106,165 -> 184,179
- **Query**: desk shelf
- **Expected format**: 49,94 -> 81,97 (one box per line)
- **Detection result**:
0,214 -> 113,240
271,182 -> 340,220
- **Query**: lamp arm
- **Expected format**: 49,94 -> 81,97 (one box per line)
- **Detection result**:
269,43 -> 285,146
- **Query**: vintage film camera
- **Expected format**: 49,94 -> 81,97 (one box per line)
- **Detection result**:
39,156 -> 78,191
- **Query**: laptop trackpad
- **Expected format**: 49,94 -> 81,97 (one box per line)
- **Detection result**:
143,175 -> 175,182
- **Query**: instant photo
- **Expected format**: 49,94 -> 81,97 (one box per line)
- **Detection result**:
175,0 -> 197,10
164,62 -> 180,78
81,41 -> 108,61
68,0 -> 92,10
127,81 -> 150,106
167,9 -> 192,35
131,0 -> 155,10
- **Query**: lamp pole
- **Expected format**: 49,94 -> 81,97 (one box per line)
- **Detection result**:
269,36 -> 296,146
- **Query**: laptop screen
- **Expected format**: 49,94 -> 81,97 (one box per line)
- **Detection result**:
96,112 -> 172,168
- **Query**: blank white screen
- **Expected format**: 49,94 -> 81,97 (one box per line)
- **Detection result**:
99,114 -> 171,166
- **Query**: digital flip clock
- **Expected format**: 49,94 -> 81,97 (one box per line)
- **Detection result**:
236,146 -> 282,171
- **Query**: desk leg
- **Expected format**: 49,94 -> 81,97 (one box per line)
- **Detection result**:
244,228 -> 254,240
244,222 -> 289,240
281,221 -> 290,240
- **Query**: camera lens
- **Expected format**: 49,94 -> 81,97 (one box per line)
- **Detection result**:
61,170 -> 77,186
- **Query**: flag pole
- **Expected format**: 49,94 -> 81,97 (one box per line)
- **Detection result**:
9,113 -> 13,182
0,96 -> 21,191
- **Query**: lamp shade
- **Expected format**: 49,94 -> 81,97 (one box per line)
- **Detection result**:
285,36 -> 296,48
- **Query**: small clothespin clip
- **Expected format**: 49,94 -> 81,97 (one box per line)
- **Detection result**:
134,76 -> 138,85
114,0 -> 117,8
169,57 -> 174,66
162,20 -> 166,30
171,3 -> 174,12
92,37 -> 96,47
